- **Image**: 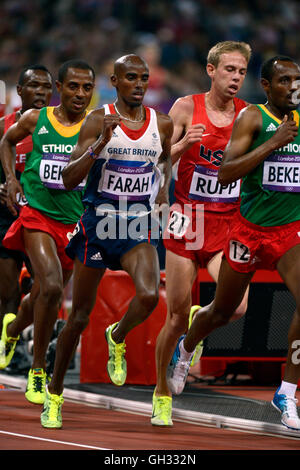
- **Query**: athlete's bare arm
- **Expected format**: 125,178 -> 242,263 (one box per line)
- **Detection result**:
0,109 -> 40,214
155,112 -> 173,206
219,106 -> 298,185
168,95 -> 206,165
62,109 -> 121,190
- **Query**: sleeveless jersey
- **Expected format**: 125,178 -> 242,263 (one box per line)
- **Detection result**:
174,93 -> 247,212
83,103 -> 163,215
240,104 -> 300,226
21,106 -> 87,224
0,111 -> 32,219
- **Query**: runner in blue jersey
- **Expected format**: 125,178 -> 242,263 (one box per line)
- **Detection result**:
41,54 -> 173,428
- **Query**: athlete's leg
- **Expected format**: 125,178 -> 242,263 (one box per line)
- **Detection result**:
184,257 -> 254,354
277,244 -> 300,385
21,229 -> 67,370
207,251 -> 250,321
155,250 -> 198,397
48,258 -> 105,395
111,242 -> 160,343
0,257 -> 22,322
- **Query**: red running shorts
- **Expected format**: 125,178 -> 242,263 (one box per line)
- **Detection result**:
223,212 -> 300,273
3,205 -> 76,271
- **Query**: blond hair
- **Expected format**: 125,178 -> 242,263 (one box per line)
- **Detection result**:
207,41 -> 252,67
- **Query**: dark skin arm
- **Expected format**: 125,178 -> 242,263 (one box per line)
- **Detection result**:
62,109 -> 121,190
62,110 -> 173,209
0,117 -> 7,205
153,112 -> 173,207
0,109 -> 39,215
218,105 -> 298,185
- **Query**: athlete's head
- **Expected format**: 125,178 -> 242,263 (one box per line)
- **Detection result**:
261,56 -> 300,112
206,41 -> 251,99
111,54 -> 149,107
56,59 -> 95,115
58,59 -> 95,84
17,65 -> 53,111
207,41 -> 252,68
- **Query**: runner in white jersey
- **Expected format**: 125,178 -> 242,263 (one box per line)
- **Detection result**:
41,54 -> 173,429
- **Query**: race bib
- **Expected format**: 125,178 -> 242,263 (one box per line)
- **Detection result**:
39,154 -> 85,191
189,166 -> 240,202
16,192 -> 28,206
229,240 -> 250,263
263,154 -> 300,192
167,210 -> 190,238
100,162 -> 153,201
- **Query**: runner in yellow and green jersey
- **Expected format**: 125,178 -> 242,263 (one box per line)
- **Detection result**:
0,59 -> 95,407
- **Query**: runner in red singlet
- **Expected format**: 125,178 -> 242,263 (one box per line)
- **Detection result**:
152,41 -> 252,426
0,65 -> 52,327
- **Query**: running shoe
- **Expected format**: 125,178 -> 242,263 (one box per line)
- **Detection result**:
272,387 -> 300,430
151,390 -> 173,426
189,305 -> 204,367
41,390 -> 64,429
0,313 -> 20,369
167,335 -> 191,395
25,368 -> 47,404
105,322 -> 127,386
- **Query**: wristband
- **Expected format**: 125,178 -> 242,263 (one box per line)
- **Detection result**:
88,146 -> 97,159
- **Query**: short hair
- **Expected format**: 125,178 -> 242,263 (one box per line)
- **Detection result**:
261,55 -> 297,82
18,64 -> 51,85
207,41 -> 252,67
58,59 -> 95,83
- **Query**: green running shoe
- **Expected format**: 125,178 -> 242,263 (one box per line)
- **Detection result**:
0,313 -> 20,369
25,368 -> 47,404
151,390 -> 173,426
189,305 -> 203,367
105,322 -> 127,386
41,390 -> 64,429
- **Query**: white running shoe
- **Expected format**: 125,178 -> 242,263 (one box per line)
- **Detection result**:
272,387 -> 300,430
167,336 -> 192,395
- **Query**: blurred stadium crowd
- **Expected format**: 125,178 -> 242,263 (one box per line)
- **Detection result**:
1,0 -> 300,112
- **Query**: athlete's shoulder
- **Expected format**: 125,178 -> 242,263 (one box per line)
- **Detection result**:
17,108 -> 41,132
81,107 -> 105,126
169,94 -> 195,113
153,109 -> 173,136
233,104 -> 263,133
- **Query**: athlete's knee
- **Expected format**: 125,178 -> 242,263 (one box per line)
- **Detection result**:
137,287 -> 159,314
209,305 -> 234,328
168,313 -> 189,338
40,278 -> 63,305
68,307 -> 91,334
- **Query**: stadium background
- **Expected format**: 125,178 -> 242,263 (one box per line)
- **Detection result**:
1,0 -> 300,114
1,0 -> 300,382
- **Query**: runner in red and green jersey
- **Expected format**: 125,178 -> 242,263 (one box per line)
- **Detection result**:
0,60 -> 95,406
169,56 -> 300,431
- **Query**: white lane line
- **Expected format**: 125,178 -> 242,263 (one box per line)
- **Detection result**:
0,430 -> 111,450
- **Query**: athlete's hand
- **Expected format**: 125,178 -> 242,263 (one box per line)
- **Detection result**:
101,114 -> 121,145
272,113 -> 298,147
181,123 -> 206,151
6,177 -> 24,216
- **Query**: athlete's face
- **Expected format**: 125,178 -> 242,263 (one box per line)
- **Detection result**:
17,70 -> 53,111
208,51 -> 248,99
263,61 -> 300,113
111,60 -> 149,107
57,67 -> 95,115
